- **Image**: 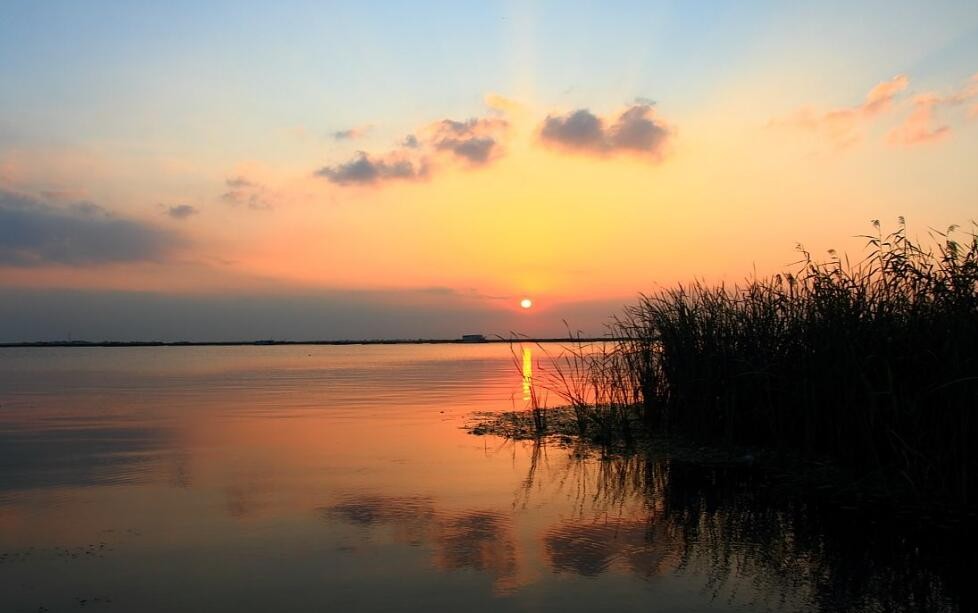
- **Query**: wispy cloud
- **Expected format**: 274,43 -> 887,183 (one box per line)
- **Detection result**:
888,73 -> 978,146
332,125 -> 372,141
220,176 -> 274,210
772,74 -> 909,148
165,204 -> 198,220
484,93 -> 523,115
539,103 -> 671,159
0,189 -> 181,267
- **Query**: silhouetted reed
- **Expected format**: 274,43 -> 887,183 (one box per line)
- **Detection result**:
607,219 -> 978,505
509,332 -> 641,446
507,221 -> 978,506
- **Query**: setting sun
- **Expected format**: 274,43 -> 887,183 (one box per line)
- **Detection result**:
520,298 -> 533,309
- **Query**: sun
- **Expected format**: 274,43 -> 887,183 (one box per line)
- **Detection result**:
520,298 -> 533,309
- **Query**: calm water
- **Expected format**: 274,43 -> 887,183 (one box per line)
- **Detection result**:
0,345 -> 971,612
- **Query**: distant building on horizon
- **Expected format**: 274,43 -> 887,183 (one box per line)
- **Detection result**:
461,334 -> 487,343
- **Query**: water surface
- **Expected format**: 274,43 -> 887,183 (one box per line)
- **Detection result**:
0,345 -> 970,612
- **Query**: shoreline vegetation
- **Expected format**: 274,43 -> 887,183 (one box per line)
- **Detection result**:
474,220 -> 978,510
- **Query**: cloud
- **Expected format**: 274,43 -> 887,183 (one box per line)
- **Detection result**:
539,104 -> 671,159
887,94 -> 951,145
225,176 -> 253,189
429,117 -> 507,165
888,72 -> 978,146
862,75 -> 910,115
166,204 -> 198,220
437,137 -> 496,164
332,125 -> 371,141
541,110 -> 603,149
484,93 -> 523,114
69,201 -> 109,217
772,74 -> 909,148
0,189 -> 181,267
39,189 -> 89,202
317,112 -> 509,187
315,152 -> 426,185
220,176 -> 274,210
402,134 -> 420,148
946,72 -> 978,105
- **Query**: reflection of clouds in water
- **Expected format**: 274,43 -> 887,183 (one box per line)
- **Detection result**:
544,520 -> 671,578
435,511 -> 518,582
329,495 -> 436,526
327,496 -> 437,547
322,496 -> 520,593
545,520 -> 636,576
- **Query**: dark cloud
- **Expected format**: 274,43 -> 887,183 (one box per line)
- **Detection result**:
541,109 -> 604,149
540,104 -> 671,158
434,136 -> 496,164
609,105 -> 670,152
40,189 -> 89,203
438,119 -> 476,135
402,134 -> 420,148
166,204 -> 198,220
315,152 -> 425,185
69,201 -> 109,217
0,190 -> 181,267
430,118 -> 506,166
317,116 -> 507,186
225,176 -> 253,189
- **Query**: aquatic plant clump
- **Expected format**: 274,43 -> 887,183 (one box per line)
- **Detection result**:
523,221 -> 978,506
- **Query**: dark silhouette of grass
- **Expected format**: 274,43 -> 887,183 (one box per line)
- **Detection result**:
500,220 -> 978,507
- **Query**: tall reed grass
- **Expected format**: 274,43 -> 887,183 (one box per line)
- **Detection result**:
511,334 -> 640,444
537,220 -> 978,505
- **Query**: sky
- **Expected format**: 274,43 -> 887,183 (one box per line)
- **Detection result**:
1,1 -> 977,341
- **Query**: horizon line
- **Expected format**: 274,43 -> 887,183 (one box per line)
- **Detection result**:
0,336 -> 633,348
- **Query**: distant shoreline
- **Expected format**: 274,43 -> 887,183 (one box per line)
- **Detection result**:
0,337 -> 623,348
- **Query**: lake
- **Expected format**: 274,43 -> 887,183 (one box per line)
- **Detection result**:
0,345 -> 970,612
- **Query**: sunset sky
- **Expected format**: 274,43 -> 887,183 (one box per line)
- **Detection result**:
2,1 -> 977,341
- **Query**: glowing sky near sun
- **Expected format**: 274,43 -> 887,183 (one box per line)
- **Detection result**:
1,1 -> 977,340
